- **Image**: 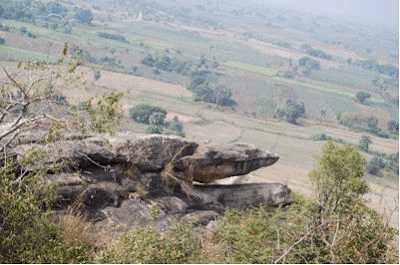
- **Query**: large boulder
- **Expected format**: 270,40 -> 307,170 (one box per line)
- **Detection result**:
174,142 -> 280,183
9,131 -> 289,233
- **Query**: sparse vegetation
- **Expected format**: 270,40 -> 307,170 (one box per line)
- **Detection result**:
337,112 -> 390,138
128,104 -> 167,124
355,91 -> 372,104
97,32 -> 129,43
0,1 -> 398,263
275,99 -> 305,124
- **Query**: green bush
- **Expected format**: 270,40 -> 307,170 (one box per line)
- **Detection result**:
356,91 -> 372,104
0,159 -> 93,263
145,125 -> 163,134
81,91 -> 123,134
96,224 -> 199,263
128,104 -> 167,124
311,133 -> 328,141
275,99 -> 305,124
97,32 -> 129,43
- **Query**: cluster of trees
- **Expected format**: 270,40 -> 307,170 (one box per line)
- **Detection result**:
367,151 -> 399,177
187,71 -> 236,107
297,56 -> 320,76
141,52 -> 219,77
19,26 -> 36,39
128,104 -> 185,136
0,0 -> 68,23
301,44 -> 332,60
97,32 -> 129,43
298,56 -> 320,70
0,58 -> 397,263
337,112 -> 390,138
141,53 -> 194,76
275,99 -> 305,124
360,59 -> 399,77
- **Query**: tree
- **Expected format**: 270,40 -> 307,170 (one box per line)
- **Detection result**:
0,44 -> 119,263
358,136 -> 372,152
356,91 -> 371,104
286,99 -> 305,124
128,104 -> 167,124
388,120 -> 399,134
367,156 -> 386,176
319,109 -> 326,123
309,141 -> 369,217
74,8 -> 93,25
214,86 -> 235,107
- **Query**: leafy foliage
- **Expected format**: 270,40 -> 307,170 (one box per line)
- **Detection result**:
388,120 -> 399,134
367,152 -> 399,177
128,104 -> 167,124
187,71 -> 236,107
96,224 -> 199,264
97,32 -> 129,43
81,91 -> 123,134
275,99 -> 305,124
356,91 -> 372,104
309,141 -> 369,217
74,8 -> 93,25
337,112 -> 390,138
0,159 -> 93,263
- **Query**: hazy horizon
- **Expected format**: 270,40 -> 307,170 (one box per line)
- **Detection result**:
262,0 -> 399,31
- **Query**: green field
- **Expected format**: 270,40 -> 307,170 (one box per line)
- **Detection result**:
0,46 -> 55,62
223,61 -> 278,76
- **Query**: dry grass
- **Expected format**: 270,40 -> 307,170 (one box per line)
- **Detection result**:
161,143 -> 194,193
58,213 -> 111,252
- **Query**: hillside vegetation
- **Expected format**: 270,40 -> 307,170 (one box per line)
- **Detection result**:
0,0 -> 398,263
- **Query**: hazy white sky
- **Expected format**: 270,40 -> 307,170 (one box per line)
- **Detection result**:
265,0 -> 399,31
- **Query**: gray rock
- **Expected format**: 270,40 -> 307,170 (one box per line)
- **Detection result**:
188,182 -> 292,209
180,210 -> 221,226
175,142 -> 279,183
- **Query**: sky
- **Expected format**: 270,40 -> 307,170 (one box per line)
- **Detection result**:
264,0 -> 399,31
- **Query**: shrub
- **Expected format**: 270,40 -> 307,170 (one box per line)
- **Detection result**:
367,156 -> 386,175
356,91 -> 372,104
97,32 -> 129,43
0,37 -> 5,45
128,104 -> 167,124
388,120 -> 399,134
74,8 -> 93,25
81,91 -> 123,134
311,133 -> 328,141
0,159 -> 93,263
357,136 -> 372,152
309,142 -> 369,217
276,99 -> 305,124
96,224 -> 199,263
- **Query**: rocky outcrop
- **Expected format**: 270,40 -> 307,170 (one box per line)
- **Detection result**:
10,132 -> 290,232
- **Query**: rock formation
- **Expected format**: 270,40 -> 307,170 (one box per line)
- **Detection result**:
7,130 -> 290,232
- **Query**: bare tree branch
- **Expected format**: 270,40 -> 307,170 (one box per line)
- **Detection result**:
273,231 -> 311,264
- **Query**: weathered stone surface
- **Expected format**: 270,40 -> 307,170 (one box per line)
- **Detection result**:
187,182 -> 292,209
155,196 -> 189,214
115,135 -> 198,172
175,142 -> 280,183
180,210 -> 221,226
7,129 -> 290,233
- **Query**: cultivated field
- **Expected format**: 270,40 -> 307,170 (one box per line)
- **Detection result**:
0,0 -> 398,227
